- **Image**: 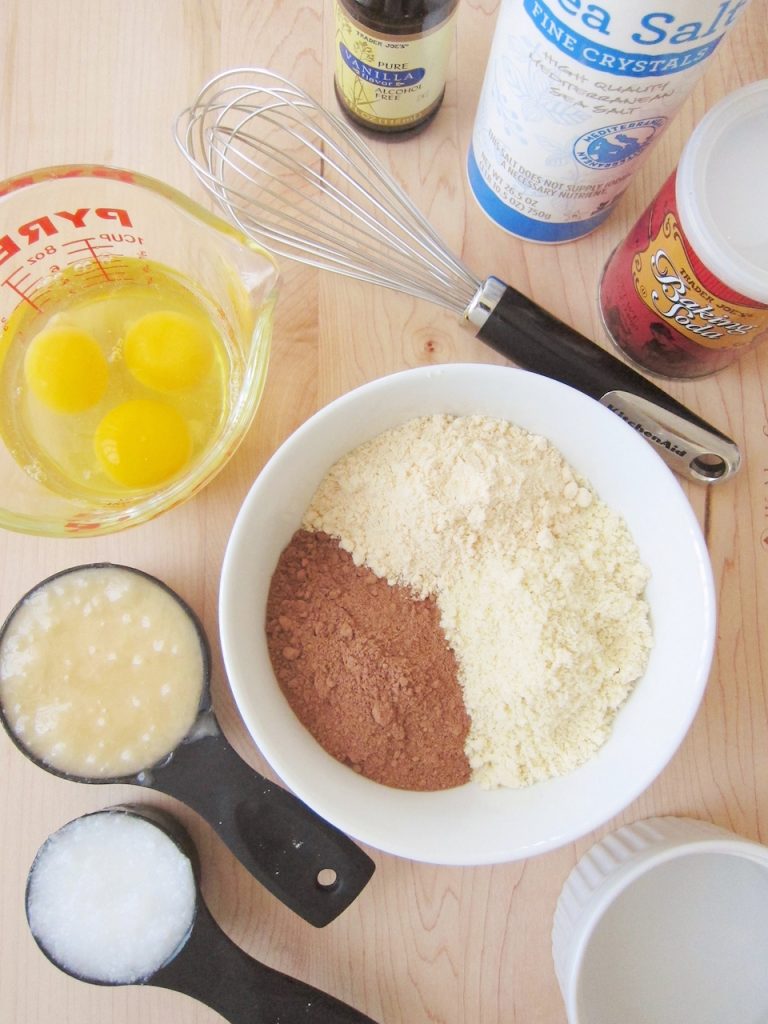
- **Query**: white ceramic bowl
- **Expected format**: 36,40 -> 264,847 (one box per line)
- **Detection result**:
552,816 -> 768,1024
219,364 -> 715,865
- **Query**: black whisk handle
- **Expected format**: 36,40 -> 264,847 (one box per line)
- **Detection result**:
465,277 -> 740,484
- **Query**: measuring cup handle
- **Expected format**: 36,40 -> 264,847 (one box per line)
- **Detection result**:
152,899 -> 380,1024
149,721 -> 375,927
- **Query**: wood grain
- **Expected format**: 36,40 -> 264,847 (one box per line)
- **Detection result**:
1,2 -> 767,1022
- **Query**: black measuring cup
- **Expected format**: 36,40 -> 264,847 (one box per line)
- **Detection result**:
0,563 -> 374,927
26,804 -> 380,1023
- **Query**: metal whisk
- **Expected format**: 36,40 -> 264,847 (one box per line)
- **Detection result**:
175,67 -> 739,484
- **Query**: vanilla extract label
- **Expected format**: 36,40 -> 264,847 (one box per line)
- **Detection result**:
334,2 -> 456,130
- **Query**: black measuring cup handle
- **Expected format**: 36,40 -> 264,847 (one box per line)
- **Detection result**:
152,897 -> 380,1024
149,722 -> 375,928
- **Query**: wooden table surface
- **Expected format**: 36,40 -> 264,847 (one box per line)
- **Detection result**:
1,2 -> 767,1022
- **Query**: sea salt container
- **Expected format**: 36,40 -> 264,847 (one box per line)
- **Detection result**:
467,0 -> 754,243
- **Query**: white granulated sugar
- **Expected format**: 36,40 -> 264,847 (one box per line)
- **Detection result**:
303,414 -> 652,788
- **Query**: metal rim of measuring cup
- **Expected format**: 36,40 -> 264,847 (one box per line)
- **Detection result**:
25,802 -> 201,986
0,562 -> 213,786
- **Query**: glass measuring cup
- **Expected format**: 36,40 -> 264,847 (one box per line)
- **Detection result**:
26,805 -> 380,1023
0,563 -> 374,927
0,165 -> 279,537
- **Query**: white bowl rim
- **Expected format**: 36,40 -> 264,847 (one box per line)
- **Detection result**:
561,834 -> 768,1022
219,363 -> 716,865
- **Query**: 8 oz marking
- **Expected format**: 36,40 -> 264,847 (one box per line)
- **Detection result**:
27,245 -> 57,264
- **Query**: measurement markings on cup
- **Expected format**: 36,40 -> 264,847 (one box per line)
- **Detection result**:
61,236 -> 119,280
1,267 -> 50,313
0,238 -> 127,317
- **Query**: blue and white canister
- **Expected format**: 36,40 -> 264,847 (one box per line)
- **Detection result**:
467,0 -> 753,243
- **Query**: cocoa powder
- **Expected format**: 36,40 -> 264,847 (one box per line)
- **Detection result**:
265,529 -> 470,791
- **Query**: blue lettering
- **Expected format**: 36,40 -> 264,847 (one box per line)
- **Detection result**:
632,12 -> 675,46
704,2 -> 729,35
524,0 -> 724,77
724,0 -> 749,28
339,45 -> 425,87
670,22 -> 705,44
554,0 -> 610,35
581,3 -> 610,35
632,3 -> 746,45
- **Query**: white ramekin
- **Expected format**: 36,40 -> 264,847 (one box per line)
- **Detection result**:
552,816 -> 768,1024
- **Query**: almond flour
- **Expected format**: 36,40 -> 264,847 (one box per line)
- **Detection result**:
303,414 -> 652,789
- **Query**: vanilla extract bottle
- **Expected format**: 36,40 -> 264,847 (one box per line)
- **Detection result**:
334,0 -> 459,135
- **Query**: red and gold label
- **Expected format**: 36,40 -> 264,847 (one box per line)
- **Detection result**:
632,211 -> 768,351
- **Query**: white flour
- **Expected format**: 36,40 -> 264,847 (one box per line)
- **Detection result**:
303,414 -> 652,788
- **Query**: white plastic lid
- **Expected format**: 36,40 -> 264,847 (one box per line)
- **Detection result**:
676,79 -> 768,304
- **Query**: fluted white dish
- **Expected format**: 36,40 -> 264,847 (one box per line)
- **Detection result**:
552,815 -> 768,1023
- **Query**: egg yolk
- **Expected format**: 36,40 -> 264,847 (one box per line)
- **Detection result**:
94,399 -> 191,488
24,327 -> 109,413
124,311 -> 214,392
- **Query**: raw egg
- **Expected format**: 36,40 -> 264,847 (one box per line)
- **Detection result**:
124,311 -> 213,392
24,327 -> 109,413
94,399 -> 191,488
0,257 -> 229,500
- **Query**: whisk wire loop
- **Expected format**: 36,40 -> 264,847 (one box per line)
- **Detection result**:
173,67 -> 743,484
175,67 -> 480,312
211,123 -> 461,300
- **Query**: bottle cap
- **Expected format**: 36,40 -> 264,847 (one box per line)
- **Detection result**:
676,79 -> 768,304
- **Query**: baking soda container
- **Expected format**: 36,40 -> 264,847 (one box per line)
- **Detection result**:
467,0 -> 753,243
600,79 -> 768,379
